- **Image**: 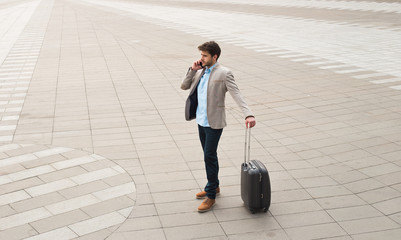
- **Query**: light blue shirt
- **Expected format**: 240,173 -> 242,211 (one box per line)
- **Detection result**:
196,63 -> 216,127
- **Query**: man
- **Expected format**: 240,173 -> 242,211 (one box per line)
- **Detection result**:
181,41 -> 256,212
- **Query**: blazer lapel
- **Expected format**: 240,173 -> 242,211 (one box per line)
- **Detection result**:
190,69 -> 206,95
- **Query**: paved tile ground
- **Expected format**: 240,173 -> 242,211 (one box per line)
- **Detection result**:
1,0 -> 401,239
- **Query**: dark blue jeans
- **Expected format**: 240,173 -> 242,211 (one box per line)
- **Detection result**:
198,125 -> 223,199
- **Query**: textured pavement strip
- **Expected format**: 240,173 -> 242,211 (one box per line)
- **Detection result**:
0,0 -> 400,239
171,0 -> 401,14
0,0 -> 136,239
0,1 -> 42,66
80,0 -> 401,81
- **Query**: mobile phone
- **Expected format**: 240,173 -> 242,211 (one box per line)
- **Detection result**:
200,62 -> 203,68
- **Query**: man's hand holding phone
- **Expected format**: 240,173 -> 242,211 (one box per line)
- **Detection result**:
191,59 -> 203,71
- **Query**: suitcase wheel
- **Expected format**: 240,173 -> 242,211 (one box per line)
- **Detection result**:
263,208 -> 269,213
250,209 -> 256,214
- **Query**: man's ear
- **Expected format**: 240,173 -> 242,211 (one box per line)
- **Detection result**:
213,54 -> 218,61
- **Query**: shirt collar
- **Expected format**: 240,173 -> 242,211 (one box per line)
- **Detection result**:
205,62 -> 217,73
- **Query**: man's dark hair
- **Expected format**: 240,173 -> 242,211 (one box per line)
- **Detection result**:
198,41 -> 221,60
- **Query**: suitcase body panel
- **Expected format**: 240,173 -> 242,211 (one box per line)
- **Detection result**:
241,159 -> 271,213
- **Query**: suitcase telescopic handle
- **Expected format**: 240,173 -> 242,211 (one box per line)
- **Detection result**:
244,127 -> 251,164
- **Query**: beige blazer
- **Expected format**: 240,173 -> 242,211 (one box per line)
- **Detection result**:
181,63 -> 254,129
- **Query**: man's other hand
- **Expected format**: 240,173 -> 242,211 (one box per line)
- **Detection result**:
245,116 -> 256,128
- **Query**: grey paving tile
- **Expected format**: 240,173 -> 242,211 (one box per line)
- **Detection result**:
194,236 -> 228,240
103,173 -> 134,187
271,179 -> 302,192
227,229 -> 290,240
281,160 -> 314,170
285,223 -> 347,240
365,143 -> 401,155
318,164 -> 355,176
351,229 -> 401,240
357,187 -> 401,204
306,185 -> 353,198
344,178 -> 385,194
0,163 -> 25,175
339,216 -> 399,235
359,163 -> 401,178
297,176 -> 337,188
128,204 -> 158,218
333,150 -> 376,165
93,139 -> 133,148
151,187 -> 200,203
81,196 -> 135,218
13,133 -> 52,144
220,217 -> 281,235
148,179 -> 199,193
57,181 -> 110,199
316,195 -> 366,210
3,145 -> 47,157
380,151 -> 401,163
319,143 -> 359,156
272,189 -> 312,204
323,237 -> 352,240
216,207 -> 264,222
164,223 -> 225,240
160,212 -> 218,228
21,154 -> 67,169
275,211 -> 334,228
29,209 -> 89,234
373,197 -> 401,215
145,171 -> 195,184
287,168 -> 326,179
327,205 -> 383,222
269,171 -> 293,181
330,170 -> 369,184
134,184 -> 150,194
390,212 -> 401,225
0,205 -> 17,218
270,199 -> 322,216
74,229 -> 113,240
155,200 -> 197,216
210,195 -> 245,210
135,193 -> 154,206
131,175 -> 147,185
138,155 -> 186,166
116,216 -> 161,232
0,224 -> 37,240
307,156 -> 337,167
10,192 -> 65,212
0,177 -> 44,195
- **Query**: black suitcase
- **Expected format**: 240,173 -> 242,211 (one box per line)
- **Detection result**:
241,128 -> 271,214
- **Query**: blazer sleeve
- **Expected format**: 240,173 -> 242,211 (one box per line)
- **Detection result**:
225,70 -> 254,119
181,67 -> 197,90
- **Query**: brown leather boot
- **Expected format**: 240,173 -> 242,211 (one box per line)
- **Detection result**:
198,198 -> 215,212
196,187 -> 220,199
